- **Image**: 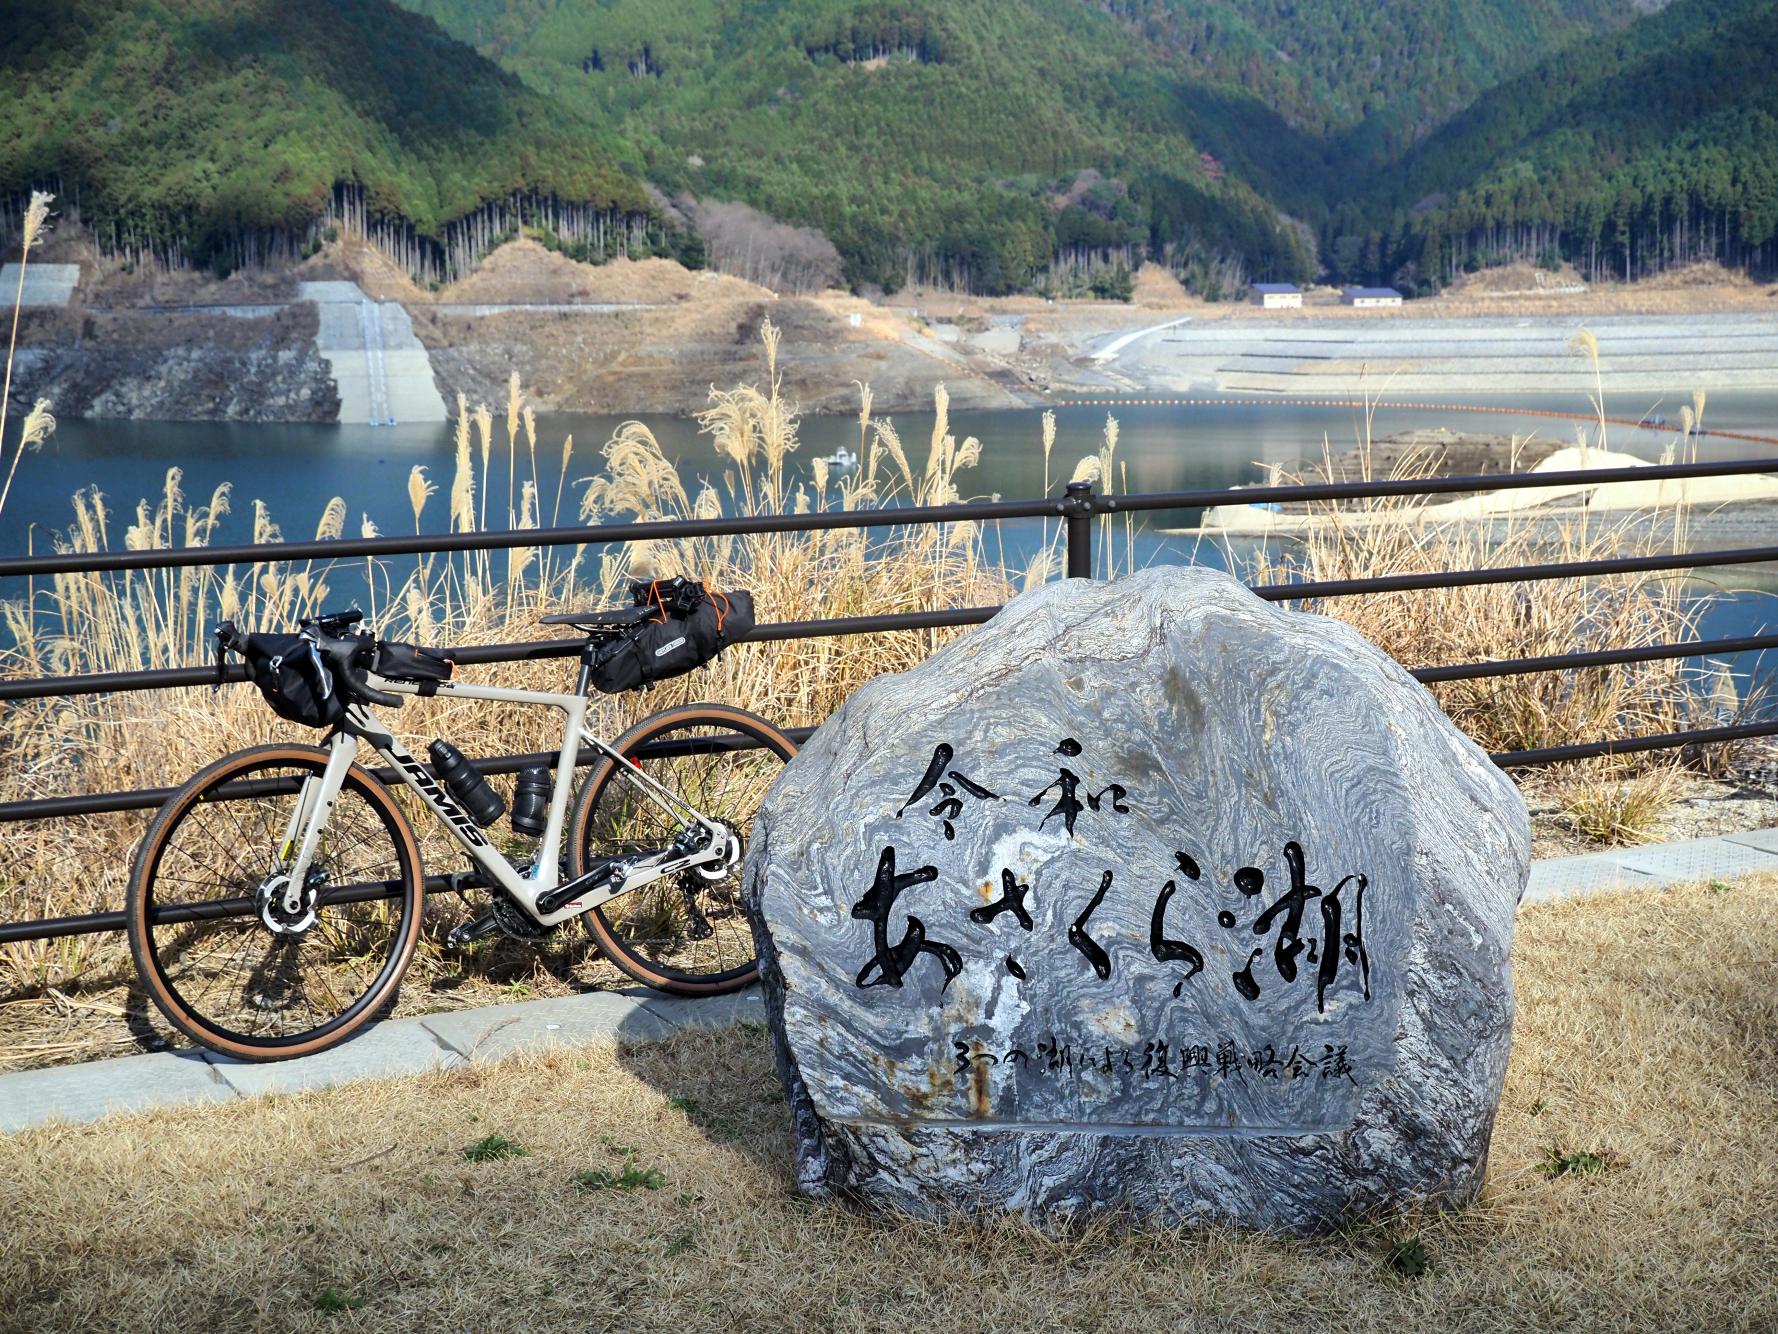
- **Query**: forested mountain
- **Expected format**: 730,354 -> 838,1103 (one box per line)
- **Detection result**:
395,0 -> 1664,291
2,0 -> 1770,296
397,0 -> 1328,292
0,0 -> 656,276
1094,1 -> 1651,147
1334,0 -> 1778,289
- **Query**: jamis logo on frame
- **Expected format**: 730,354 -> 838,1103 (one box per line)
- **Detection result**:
394,752 -> 489,847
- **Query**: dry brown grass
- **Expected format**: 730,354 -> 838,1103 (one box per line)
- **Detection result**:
0,326 -> 1018,1016
1,877 -> 1773,1332
1238,399 -> 1752,797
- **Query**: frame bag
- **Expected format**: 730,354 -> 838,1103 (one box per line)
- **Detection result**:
589,580 -> 755,695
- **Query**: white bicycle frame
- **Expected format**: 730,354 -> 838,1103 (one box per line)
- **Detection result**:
275,671 -> 734,930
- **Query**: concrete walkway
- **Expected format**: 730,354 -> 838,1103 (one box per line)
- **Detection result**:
0,988 -> 764,1134
3,826 -> 1774,1135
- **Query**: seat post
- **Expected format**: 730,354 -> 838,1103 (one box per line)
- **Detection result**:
575,643 -> 596,697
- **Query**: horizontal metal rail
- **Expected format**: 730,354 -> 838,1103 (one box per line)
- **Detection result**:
1096,454 -> 1778,514
4,712 -> 1772,947
1252,542 -> 1778,602
0,871 -> 486,947
6,544 -> 1776,705
1492,718 -> 1778,768
4,454 -> 1775,580
1409,632 -> 1778,684
0,609 -> 1001,702
0,727 -> 818,823
6,629 -> 1776,825
0,497 -> 1067,578
2,466 -> 1774,947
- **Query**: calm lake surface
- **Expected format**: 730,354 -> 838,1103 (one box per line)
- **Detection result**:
5,391 -> 1776,688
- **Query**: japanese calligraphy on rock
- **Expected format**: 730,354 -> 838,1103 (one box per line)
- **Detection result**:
744,566 -> 1530,1232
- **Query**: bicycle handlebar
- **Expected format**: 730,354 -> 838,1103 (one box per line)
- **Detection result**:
313,628 -> 403,709
213,611 -> 405,710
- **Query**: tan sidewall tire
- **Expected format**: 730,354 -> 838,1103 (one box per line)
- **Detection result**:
127,742 -> 425,1061
569,703 -> 797,996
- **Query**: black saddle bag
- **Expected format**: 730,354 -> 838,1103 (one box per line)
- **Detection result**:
242,632 -> 343,728
373,639 -> 454,684
588,579 -> 756,695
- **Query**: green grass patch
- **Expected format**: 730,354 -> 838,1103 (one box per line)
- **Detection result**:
573,1165 -> 668,1193
462,1134 -> 530,1163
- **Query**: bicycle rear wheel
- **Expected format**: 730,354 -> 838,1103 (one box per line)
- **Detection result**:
568,703 -> 797,995
126,744 -> 424,1061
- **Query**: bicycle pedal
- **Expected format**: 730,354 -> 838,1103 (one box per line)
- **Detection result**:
446,912 -> 501,949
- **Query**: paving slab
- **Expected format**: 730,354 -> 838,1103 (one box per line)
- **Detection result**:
0,1050 -> 233,1132
638,989 -> 767,1033
1613,837 -> 1778,884
420,990 -> 677,1063
1723,828 -> 1778,855
204,1016 -> 462,1098
1522,854 -> 1659,904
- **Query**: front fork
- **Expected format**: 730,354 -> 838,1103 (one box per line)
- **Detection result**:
275,734 -> 360,920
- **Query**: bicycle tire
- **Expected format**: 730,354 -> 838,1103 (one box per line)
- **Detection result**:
127,743 -> 424,1061
567,703 -> 797,996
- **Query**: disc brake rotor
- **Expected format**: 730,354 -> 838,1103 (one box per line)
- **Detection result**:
258,869 -> 321,935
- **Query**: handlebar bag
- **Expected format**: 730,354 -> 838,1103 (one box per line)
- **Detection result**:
588,583 -> 756,695
373,639 -> 454,684
243,633 -> 344,728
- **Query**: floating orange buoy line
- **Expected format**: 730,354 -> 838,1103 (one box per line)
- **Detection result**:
1044,397 -> 1778,447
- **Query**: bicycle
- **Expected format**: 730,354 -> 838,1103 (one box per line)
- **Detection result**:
125,597 -> 796,1062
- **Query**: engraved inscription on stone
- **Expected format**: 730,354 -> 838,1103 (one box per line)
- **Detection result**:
858,736 -> 1376,1135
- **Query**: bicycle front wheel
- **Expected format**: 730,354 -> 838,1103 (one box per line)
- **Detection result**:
127,744 -> 424,1061
568,703 -> 797,995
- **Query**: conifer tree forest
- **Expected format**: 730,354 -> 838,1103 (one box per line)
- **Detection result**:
3,0 -> 1774,295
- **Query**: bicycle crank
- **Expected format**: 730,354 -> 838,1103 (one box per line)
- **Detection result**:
533,853 -> 630,916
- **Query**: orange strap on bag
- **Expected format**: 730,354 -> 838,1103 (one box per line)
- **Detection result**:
701,580 -> 730,634
638,577 -> 724,631
645,580 -> 669,625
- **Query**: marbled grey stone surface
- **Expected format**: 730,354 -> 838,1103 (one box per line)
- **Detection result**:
745,566 -> 1530,1232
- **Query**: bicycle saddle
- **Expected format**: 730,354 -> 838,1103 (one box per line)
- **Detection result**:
539,606 -> 653,633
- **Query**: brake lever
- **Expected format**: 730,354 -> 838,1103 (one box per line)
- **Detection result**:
212,621 -> 234,693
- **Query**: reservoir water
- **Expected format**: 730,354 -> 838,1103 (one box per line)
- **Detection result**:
4,391 -> 1775,688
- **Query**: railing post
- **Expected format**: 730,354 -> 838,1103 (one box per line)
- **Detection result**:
1064,479 -> 1095,579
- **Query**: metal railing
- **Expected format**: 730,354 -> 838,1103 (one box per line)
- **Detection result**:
3,458 -> 1776,946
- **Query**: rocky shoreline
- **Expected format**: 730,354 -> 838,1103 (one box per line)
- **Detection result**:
6,237 -> 1038,423
8,235 -> 1777,424
11,303 -> 338,423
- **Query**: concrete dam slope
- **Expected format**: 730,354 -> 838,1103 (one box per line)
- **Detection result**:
1,263 -> 81,307
297,280 -> 446,424
1110,313 -> 1778,396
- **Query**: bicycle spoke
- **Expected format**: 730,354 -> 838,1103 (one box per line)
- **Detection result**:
133,755 -> 417,1056
581,713 -> 793,990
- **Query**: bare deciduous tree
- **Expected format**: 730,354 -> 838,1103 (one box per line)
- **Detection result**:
675,195 -> 843,294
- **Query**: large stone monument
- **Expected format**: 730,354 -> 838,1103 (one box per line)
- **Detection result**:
744,566 -> 1530,1232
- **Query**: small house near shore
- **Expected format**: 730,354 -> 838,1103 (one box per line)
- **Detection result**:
1249,282 -> 1302,309
1342,286 -> 1403,308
